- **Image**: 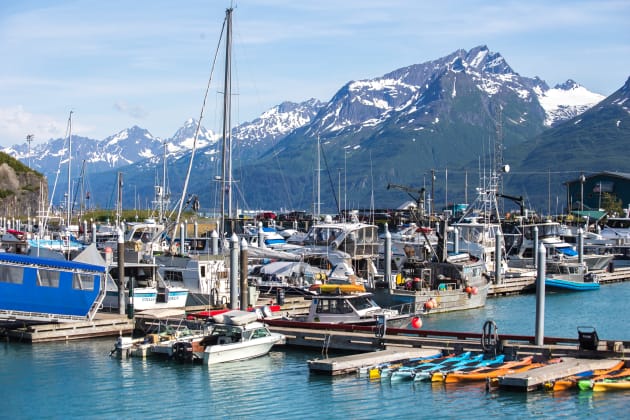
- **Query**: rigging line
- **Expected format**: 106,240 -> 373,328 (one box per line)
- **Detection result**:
43,111 -> 73,234
320,142 -> 340,214
172,15 -> 226,234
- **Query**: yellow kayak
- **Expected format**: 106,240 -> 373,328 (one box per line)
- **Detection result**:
593,379 -> 630,392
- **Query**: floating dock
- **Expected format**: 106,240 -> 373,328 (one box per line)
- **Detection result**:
497,357 -> 624,392
308,346 -> 441,375
2,313 -> 134,343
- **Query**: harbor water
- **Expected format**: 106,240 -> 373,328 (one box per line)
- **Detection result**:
2,282 -> 629,419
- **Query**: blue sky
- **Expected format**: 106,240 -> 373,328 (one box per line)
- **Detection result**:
1,0 -> 629,147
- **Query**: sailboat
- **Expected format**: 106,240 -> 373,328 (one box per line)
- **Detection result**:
154,7 -> 236,307
29,111 -> 86,257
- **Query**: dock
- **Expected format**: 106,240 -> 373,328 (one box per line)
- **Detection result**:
488,266 -> 630,296
497,357 -> 623,391
308,346 -> 441,375
2,313 -> 134,343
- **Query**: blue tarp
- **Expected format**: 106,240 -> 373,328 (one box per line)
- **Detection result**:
557,246 -> 578,256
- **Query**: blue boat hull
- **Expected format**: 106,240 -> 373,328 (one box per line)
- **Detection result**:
544,278 -> 600,291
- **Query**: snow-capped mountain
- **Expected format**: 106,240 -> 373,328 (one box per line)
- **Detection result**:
534,79 -> 605,126
303,46 -> 602,140
1,45 -> 613,211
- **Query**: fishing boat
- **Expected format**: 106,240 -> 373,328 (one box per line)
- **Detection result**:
102,251 -> 189,311
191,310 -> 285,365
264,285 -> 420,328
370,221 -> 490,315
155,253 -> 231,307
0,244 -> 106,322
523,260 -> 600,292
544,261 -> 600,291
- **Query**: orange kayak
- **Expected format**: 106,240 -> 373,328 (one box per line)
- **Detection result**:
444,357 -> 536,384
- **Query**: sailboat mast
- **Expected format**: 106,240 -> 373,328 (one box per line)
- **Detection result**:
316,135 -> 321,220
220,7 -> 233,229
161,140 -> 167,222
66,111 -> 73,228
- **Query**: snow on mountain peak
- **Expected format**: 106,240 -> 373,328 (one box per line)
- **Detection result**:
535,81 -> 605,126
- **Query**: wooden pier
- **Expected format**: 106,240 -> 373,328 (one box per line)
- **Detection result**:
2,313 -> 134,343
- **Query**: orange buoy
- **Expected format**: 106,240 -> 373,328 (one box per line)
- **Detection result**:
411,316 -> 423,329
465,286 -> 472,294
424,300 -> 434,310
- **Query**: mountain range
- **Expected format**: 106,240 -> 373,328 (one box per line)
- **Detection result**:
4,45 -> 627,216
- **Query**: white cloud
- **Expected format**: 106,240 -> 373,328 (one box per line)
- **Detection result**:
0,106 -> 65,146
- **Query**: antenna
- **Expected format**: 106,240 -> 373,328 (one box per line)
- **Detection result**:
26,134 -> 34,168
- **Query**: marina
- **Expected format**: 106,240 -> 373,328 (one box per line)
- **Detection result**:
2,292 -> 630,419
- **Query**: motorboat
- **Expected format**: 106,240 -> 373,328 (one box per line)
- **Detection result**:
264,285 -> 420,328
192,310 -> 285,365
504,220 -> 613,270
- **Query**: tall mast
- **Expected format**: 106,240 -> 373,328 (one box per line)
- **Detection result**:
66,111 -> 73,228
220,7 -> 233,230
316,135 -> 321,220
161,140 -> 167,222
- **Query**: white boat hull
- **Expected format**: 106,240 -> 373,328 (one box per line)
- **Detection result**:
202,333 -> 284,365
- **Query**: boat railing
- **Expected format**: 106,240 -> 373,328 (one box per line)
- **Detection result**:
388,302 -> 418,316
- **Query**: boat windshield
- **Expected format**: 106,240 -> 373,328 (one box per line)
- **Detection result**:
348,296 -> 379,311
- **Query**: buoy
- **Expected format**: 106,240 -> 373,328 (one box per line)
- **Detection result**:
411,316 -> 423,329
465,286 -> 472,294
424,300 -> 434,310
472,287 -> 478,295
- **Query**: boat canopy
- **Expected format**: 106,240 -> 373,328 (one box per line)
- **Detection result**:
557,246 -> 578,256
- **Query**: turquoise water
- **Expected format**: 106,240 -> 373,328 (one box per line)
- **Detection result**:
2,282 -> 629,419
